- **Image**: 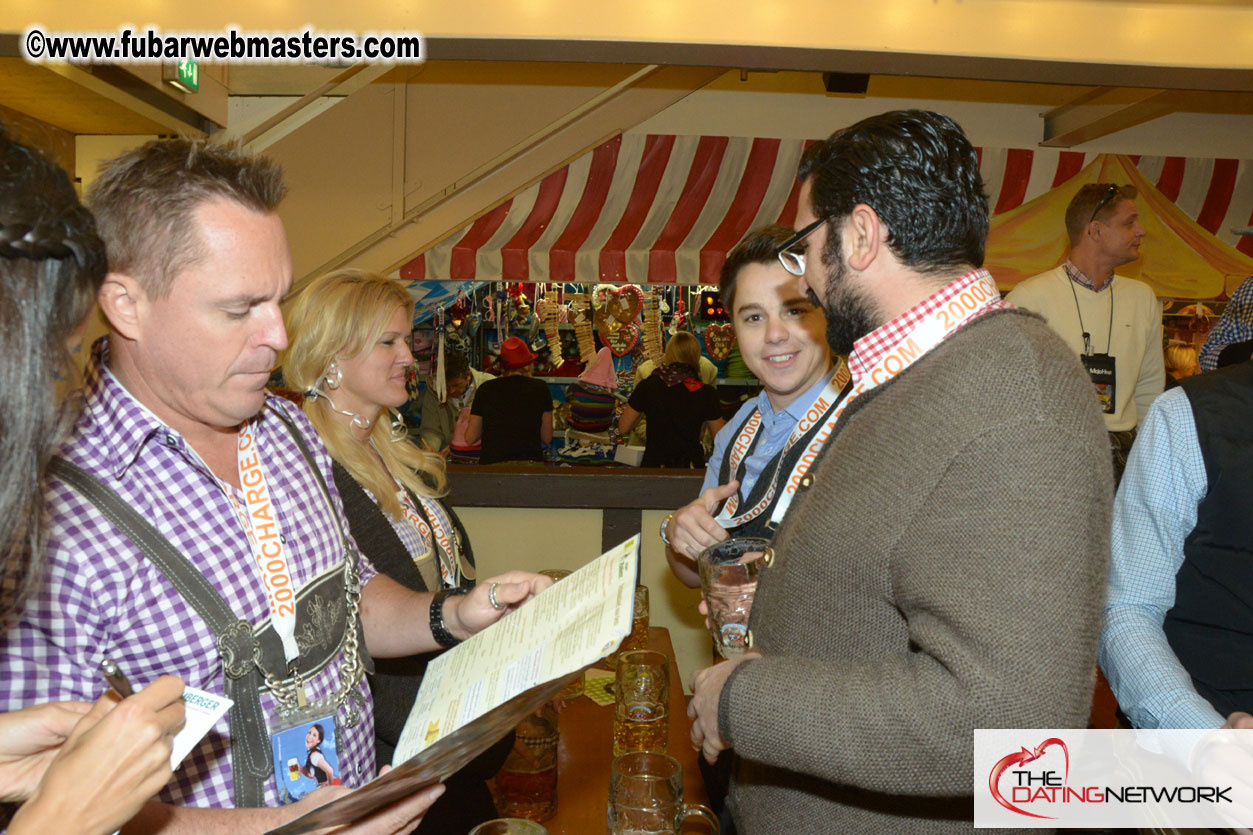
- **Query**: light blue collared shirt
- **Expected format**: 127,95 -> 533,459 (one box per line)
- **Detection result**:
701,371 -> 834,497
1099,386 -> 1224,740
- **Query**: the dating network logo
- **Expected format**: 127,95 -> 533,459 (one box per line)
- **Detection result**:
977,729 -> 1242,828
988,737 -> 1070,819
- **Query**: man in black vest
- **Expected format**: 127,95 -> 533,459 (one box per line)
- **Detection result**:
1100,359 -> 1253,763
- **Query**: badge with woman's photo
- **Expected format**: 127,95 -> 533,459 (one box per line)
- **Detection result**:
271,714 -> 342,803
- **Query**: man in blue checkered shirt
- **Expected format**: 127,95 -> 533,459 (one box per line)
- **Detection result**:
1100,358 -> 1253,765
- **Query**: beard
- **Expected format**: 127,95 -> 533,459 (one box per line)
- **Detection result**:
809,234 -> 881,355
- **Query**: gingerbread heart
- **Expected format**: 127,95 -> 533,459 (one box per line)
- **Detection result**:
607,285 -> 643,324
703,323 -> 736,361
594,306 -> 623,340
604,321 -> 641,356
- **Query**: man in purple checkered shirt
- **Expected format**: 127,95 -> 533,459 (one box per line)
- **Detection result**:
0,139 -> 550,833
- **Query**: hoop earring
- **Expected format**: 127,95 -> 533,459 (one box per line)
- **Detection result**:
324,362 -> 342,390
304,381 -> 372,433
388,410 -> 408,443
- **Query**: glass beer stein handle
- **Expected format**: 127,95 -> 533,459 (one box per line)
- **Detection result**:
679,802 -> 720,833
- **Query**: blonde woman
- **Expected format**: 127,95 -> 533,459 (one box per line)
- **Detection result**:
281,269 -> 512,832
619,331 -> 725,468
1164,342 -> 1200,389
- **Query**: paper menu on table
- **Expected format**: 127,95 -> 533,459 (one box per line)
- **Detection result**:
393,535 -> 639,763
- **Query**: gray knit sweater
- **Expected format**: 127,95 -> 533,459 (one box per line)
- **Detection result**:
718,308 -> 1112,833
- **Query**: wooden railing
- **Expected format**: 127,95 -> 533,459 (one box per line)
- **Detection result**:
446,465 -> 703,551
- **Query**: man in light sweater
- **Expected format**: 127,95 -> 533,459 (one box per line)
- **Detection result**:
687,110 -> 1111,833
1006,183 -> 1164,482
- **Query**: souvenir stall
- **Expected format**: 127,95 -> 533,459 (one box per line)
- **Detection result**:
402,277 -> 747,465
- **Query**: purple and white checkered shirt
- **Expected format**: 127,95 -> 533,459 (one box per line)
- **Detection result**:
0,338 -> 379,809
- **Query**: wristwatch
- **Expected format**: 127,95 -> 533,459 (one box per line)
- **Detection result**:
659,512 -> 676,548
430,587 -> 470,649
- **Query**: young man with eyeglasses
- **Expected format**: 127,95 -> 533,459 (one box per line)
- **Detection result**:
686,110 -> 1112,833
1005,183 -> 1164,483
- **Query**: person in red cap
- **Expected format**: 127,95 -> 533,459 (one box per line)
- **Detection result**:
465,336 -> 554,464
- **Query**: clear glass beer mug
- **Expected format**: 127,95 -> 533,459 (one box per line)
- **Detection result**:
606,584 -> 650,669
613,649 -> 669,757
697,537 -> 772,658
608,751 -> 720,834
495,702 -> 559,821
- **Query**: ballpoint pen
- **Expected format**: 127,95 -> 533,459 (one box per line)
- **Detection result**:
99,657 -> 134,698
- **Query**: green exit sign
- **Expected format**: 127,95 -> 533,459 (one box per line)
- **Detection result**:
174,58 -> 198,93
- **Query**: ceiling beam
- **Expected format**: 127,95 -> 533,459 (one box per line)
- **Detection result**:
428,39 -> 1253,96
233,62 -> 397,149
277,63 -> 723,281
1041,87 -> 1180,148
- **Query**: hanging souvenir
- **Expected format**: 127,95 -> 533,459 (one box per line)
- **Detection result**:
704,322 -> 736,361
594,284 -> 643,344
495,283 -> 507,344
432,307 -> 447,403
605,321 -> 642,357
668,297 -> 688,335
541,284 -> 562,366
642,288 -> 663,365
570,292 -> 597,363
609,285 -> 643,324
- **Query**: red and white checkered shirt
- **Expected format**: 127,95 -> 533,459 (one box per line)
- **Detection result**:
847,268 -> 1013,385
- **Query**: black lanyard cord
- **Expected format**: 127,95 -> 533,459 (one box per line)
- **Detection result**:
1069,276 -> 1114,356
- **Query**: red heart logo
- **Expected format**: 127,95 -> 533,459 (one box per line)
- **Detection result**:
988,738 -> 1069,820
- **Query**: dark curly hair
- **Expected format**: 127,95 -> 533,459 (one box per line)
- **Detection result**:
0,126 -> 108,620
797,109 -> 989,277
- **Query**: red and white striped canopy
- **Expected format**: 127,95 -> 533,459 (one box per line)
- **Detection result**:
398,133 -> 1253,286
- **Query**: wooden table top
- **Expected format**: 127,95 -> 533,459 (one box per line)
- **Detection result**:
544,627 -> 710,834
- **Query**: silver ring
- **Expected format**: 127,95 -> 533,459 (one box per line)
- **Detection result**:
487,582 -> 506,610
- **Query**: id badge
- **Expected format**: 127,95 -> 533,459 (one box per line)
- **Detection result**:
270,704 -> 343,804
1080,352 -> 1117,415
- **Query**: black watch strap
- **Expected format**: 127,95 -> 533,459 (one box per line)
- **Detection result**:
430,587 -> 470,648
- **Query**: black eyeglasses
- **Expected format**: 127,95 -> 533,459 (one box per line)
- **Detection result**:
775,215 -> 832,277
1089,184 -> 1120,225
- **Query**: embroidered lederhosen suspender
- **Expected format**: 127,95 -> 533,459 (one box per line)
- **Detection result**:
50,405 -> 372,807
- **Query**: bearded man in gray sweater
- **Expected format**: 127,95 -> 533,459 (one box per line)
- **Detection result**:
687,109 -> 1111,833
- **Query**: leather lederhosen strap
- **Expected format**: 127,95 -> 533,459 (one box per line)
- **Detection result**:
49,404 -> 371,807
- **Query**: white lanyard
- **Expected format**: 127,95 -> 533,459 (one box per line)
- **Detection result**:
714,368 -> 846,530
394,485 -> 460,588
759,270 -> 1006,528
221,420 -> 300,664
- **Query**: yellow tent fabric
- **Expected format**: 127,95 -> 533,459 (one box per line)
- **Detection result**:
985,155 -> 1253,299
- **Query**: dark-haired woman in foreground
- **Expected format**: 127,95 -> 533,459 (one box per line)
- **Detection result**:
0,128 -> 185,834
